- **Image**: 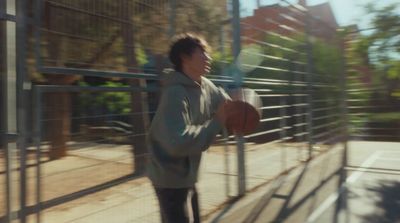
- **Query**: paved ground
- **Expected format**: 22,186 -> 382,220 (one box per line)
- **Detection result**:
0,141 -> 314,223
2,141 -> 398,223
207,141 -> 400,223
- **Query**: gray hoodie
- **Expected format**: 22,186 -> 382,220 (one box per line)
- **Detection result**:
147,71 -> 229,188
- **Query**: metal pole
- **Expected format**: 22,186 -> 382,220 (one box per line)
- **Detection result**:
2,0 -> 18,222
231,0 -> 246,196
339,34 -> 348,154
219,24 -> 232,198
235,134 -> 246,196
231,0 -> 241,58
16,0 -> 29,221
279,97 -> 287,172
33,86 -> 43,223
338,31 -> 349,223
304,12 -> 314,159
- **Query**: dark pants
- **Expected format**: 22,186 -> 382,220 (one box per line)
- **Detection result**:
154,186 -> 200,223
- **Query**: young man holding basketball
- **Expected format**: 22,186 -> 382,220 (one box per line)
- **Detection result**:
146,33 -> 234,223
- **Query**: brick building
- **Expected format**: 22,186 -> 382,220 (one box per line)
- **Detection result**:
241,0 -> 339,44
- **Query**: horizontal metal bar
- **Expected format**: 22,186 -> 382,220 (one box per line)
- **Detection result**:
6,132 -> 18,143
260,116 -> 290,123
347,113 -> 369,116
242,77 -> 306,85
312,121 -> 339,131
37,66 -> 160,80
245,136 -> 294,150
0,13 -> 16,21
240,49 -> 306,66
313,106 -> 339,112
261,105 -> 290,110
242,36 -> 305,55
312,113 -> 339,121
350,134 -> 400,138
348,106 -> 394,109
34,85 -> 159,93
294,132 -> 308,137
351,127 -> 400,130
42,110 -> 157,122
240,21 -> 302,45
292,113 -> 308,117
244,127 -> 290,139
293,123 -> 307,127
46,1 -> 136,25
312,99 -> 336,103
292,103 -> 308,107
279,13 -> 305,27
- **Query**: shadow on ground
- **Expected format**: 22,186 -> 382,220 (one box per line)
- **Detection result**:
361,181 -> 400,223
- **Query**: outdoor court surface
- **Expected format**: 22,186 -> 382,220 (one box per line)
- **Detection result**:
208,141 -> 400,223
2,141 -> 398,223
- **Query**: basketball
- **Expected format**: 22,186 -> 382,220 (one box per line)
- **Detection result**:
225,88 -> 262,135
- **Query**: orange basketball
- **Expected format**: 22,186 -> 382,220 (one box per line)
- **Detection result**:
225,88 -> 262,135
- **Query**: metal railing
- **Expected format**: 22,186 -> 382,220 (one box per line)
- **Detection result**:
0,0 -> 361,222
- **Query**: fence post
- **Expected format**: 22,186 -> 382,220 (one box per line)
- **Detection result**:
231,0 -> 246,196
304,11 -> 314,160
1,0 -> 20,222
339,33 -> 348,152
33,85 -> 43,223
16,0 -> 30,221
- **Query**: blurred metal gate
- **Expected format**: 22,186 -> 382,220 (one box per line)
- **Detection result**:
1,0 -> 356,222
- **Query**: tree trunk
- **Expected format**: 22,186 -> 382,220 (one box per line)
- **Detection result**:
43,2 -> 78,159
121,1 -> 150,174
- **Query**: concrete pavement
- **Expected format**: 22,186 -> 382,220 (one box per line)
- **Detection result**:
207,141 -> 400,223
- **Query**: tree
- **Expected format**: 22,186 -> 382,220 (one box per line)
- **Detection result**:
360,2 -> 400,97
27,0 -> 231,159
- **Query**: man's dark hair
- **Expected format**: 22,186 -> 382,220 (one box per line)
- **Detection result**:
169,33 -> 210,72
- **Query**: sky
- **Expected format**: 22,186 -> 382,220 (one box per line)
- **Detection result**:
242,0 -> 400,31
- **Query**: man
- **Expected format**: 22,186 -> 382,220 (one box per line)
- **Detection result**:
147,33 -> 234,223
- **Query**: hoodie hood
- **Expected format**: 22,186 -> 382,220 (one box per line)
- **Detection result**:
162,69 -> 202,88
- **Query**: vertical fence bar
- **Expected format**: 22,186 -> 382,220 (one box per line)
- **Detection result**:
231,0 -> 241,58
34,0 -> 44,70
0,2 -> 12,221
219,22 -> 231,198
2,0 -> 18,222
16,0 -> 29,221
33,86 -> 42,223
0,2 -> 8,222
235,135 -> 246,196
304,11 -> 314,159
231,0 -> 246,196
339,35 -> 349,152
279,97 -> 287,172
33,6 -> 44,221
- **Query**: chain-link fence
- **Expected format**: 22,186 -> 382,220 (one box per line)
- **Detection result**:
0,0 -> 366,222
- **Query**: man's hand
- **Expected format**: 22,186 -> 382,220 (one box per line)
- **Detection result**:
215,100 -> 241,125
215,100 -> 230,124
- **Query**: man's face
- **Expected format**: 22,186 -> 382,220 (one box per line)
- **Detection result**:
182,47 -> 211,77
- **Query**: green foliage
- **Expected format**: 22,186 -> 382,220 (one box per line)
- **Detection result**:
311,39 -> 342,79
365,2 -> 400,62
368,112 -> 400,122
135,45 -> 149,67
357,2 -> 400,71
208,51 -> 234,76
78,81 -> 131,115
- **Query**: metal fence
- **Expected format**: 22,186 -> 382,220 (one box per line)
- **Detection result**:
344,34 -> 400,142
0,0 -> 357,222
